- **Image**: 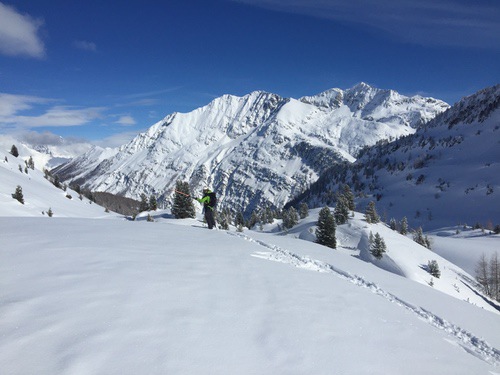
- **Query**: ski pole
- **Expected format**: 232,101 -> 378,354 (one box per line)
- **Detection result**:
174,190 -> 196,199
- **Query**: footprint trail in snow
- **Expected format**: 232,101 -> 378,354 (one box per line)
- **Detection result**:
229,232 -> 500,367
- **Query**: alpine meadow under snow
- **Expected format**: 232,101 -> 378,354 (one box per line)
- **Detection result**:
1,129 -> 500,374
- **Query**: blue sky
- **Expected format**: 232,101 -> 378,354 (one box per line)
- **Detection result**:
0,0 -> 499,147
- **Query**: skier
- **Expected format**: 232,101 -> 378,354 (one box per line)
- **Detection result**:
197,188 -> 217,229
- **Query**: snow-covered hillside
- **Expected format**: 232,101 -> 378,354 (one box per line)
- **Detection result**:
0,146 -> 117,218
0,134 -> 93,171
298,84 -> 500,230
1,143 -> 499,373
53,83 -> 448,215
1,211 -> 499,374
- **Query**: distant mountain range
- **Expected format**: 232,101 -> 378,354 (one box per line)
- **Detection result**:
53,83 -> 449,216
290,84 -> 500,229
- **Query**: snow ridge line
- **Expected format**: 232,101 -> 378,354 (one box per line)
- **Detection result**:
230,232 -> 500,367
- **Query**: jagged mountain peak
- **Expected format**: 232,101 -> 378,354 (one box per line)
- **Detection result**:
54,84 -> 449,215
294,84 -> 500,230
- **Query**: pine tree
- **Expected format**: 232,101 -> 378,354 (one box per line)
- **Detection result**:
342,184 -> 355,210
139,193 -> 149,212
149,195 -> 158,211
27,156 -> 35,170
171,181 -> 195,219
364,201 -> 380,223
47,208 -> 53,217
10,145 -> 19,157
427,260 -> 441,278
299,203 -> 309,219
334,194 -> 349,225
315,207 -> 336,249
235,211 -> 245,227
413,227 -> 431,249
400,217 -> 408,235
389,218 -> 397,231
370,232 -> 387,260
282,207 -> 298,229
12,185 -> 24,204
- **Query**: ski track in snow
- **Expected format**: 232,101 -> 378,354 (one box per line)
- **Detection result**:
228,232 -> 500,367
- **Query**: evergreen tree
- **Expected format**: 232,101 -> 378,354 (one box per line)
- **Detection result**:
12,185 -> 24,204
282,207 -> 298,230
400,217 -> 408,235
299,203 -> 309,219
149,195 -> 158,211
315,207 -> 336,249
10,145 -> 19,157
334,194 -> 349,225
364,201 -> 380,223
370,232 -> 387,260
389,218 -> 397,231
235,211 -> 245,227
47,207 -> 53,217
427,260 -> 441,278
27,156 -> 35,170
413,227 -> 431,249
139,193 -> 149,212
342,184 -> 355,210
171,181 -> 195,219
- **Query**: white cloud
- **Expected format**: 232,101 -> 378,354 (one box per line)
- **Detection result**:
230,0 -> 500,49
0,92 -> 105,130
0,2 -> 45,58
115,115 -> 136,126
94,130 -> 140,148
73,40 -> 97,52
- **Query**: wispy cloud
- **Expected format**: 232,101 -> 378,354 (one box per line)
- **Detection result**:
73,40 -> 97,52
0,92 -> 105,130
229,0 -> 500,49
115,115 -> 136,126
0,2 -> 45,58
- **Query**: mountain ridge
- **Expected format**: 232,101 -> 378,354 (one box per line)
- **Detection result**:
53,83 -> 449,215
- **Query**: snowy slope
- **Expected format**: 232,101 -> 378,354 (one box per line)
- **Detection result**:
299,84 -> 500,230
0,147 -> 118,218
53,84 -> 448,215
1,149 -> 499,374
0,134 -> 93,170
1,213 -> 499,375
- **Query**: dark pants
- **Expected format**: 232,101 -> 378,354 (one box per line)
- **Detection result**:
205,208 -> 216,229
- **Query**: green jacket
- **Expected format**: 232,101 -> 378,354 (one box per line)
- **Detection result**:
197,190 -> 214,210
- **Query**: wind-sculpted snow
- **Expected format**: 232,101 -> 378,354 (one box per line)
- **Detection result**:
230,232 -> 500,367
53,84 -> 448,215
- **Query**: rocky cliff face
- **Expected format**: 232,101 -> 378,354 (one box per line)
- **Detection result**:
54,83 -> 449,215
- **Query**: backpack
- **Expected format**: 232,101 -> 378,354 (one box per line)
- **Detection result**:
208,191 -> 217,209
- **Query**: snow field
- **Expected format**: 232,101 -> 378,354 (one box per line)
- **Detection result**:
1,217 -> 499,375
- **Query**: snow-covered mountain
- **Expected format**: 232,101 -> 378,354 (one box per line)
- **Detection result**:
2,129 -> 500,373
54,83 -> 448,215
295,84 -> 500,230
0,144 -> 116,218
0,133 -> 93,171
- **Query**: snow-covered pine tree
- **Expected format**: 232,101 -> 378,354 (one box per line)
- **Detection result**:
315,207 -> 336,249
334,193 -> 349,225
427,260 -> 441,278
12,185 -> 24,204
171,181 -> 195,219
400,217 -> 408,235
370,232 -> 387,260
139,194 -> 149,212
299,203 -> 309,219
364,201 -> 380,223
342,184 -> 355,210
10,145 -> 19,157
149,195 -> 158,211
